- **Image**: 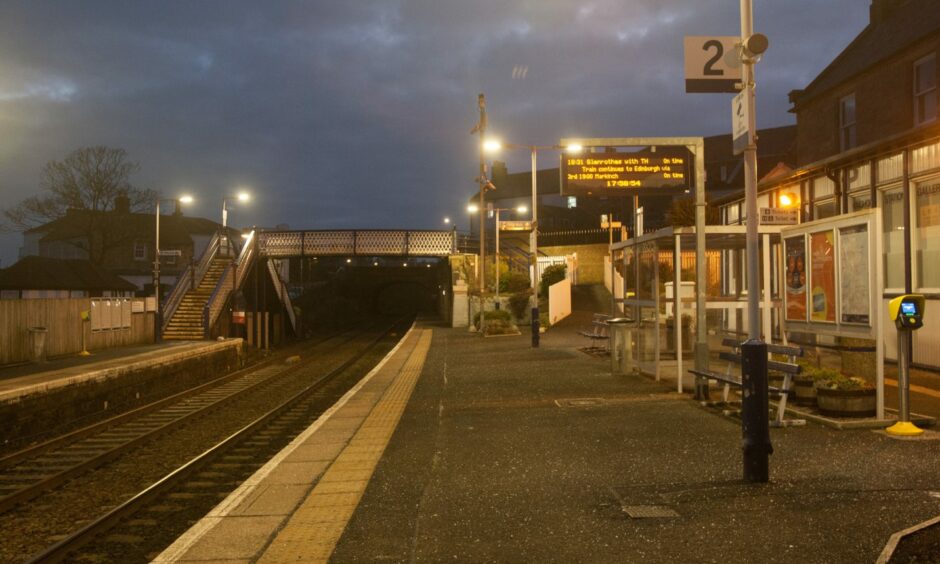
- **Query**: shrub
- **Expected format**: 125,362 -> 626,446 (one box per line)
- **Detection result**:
540,264 -> 566,297
814,372 -> 874,391
483,319 -> 516,335
500,271 -> 530,293
508,291 -> 532,320
473,309 -> 512,328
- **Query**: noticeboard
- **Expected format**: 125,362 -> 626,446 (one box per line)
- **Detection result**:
560,150 -> 691,196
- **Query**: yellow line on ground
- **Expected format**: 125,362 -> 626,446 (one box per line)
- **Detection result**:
257,329 -> 433,564
885,378 -> 940,399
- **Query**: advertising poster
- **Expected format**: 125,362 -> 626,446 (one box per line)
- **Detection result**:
810,230 -> 836,322
785,236 -> 807,321
839,225 -> 870,324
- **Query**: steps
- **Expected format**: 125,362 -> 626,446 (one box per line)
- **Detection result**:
162,258 -> 231,340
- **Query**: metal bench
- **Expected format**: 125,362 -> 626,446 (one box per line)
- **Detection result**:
578,313 -> 610,352
689,337 -> 805,427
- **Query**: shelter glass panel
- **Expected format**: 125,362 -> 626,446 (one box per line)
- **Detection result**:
914,176 -> 940,289
881,186 -> 905,290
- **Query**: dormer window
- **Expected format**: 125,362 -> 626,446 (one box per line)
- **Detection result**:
839,93 -> 857,151
914,53 -> 936,126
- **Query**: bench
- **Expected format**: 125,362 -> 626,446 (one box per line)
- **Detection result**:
689,338 -> 805,427
578,313 -> 611,352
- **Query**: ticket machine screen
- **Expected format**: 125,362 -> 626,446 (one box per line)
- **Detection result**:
901,302 -> 917,316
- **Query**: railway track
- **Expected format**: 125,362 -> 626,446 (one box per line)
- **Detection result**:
0,316 -> 410,563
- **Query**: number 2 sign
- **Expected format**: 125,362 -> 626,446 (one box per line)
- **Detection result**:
684,36 -> 742,93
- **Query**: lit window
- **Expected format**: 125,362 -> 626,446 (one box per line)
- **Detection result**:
914,54 -> 936,126
914,179 -> 940,289
133,242 -> 147,261
881,187 -> 905,290
839,93 -> 857,151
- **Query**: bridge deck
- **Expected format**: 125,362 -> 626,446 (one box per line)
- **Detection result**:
258,229 -> 456,257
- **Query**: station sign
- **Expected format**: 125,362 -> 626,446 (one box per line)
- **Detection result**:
684,36 -> 742,93
560,150 -> 691,196
499,220 -> 533,232
158,249 -> 182,257
759,207 -> 799,225
732,90 -> 749,155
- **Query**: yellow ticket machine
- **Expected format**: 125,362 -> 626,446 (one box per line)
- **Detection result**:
886,295 -> 925,436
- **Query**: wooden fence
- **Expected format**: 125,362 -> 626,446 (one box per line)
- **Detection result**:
0,298 -> 154,365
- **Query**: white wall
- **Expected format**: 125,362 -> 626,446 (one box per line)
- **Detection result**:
549,278 -> 572,325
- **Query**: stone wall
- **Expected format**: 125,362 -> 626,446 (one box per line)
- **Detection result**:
540,243 -> 609,285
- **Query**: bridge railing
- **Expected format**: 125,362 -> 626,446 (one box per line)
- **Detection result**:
266,258 -> 296,333
203,230 -> 255,338
162,231 -> 222,333
257,229 -> 456,257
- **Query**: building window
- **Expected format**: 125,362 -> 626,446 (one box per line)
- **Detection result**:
914,54 -> 937,126
848,189 -> 873,212
839,94 -> 857,151
914,177 -> 940,289
133,242 -> 147,261
881,186 -> 905,290
814,199 -> 837,220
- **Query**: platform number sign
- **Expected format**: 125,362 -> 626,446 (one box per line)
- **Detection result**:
684,36 -> 742,93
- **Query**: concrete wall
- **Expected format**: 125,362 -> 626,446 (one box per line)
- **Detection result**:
540,243 -> 608,285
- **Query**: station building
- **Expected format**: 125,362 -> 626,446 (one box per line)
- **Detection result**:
718,0 -> 940,367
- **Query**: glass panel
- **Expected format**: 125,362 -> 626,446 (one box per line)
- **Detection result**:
915,177 -> 940,288
813,176 -> 834,198
911,141 -> 940,174
848,190 -> 873,211
815,199 -> 837,219
845,163 -> 871,191
882,187 -> 905,289
878,153 -> 904,183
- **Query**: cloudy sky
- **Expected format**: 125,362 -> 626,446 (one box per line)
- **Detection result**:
0,1 -> 869,265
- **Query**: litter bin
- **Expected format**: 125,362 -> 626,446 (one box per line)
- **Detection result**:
608,318 -> 635,375
28,326 -> 48,363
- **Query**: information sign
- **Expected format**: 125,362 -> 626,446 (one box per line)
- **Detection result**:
499,220 -> 532,232
561,150 -> 690,196
684,36 -> 742,93
759,207 -> 798,225
732,90 -> 749,155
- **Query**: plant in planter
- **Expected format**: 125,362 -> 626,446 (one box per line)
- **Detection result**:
508,290 -> 532,322
814,372 -> 876,418
790,362 -> 836,407
473,309 -> 519,336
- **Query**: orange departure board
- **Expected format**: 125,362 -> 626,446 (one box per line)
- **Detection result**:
560,150 -> 691,196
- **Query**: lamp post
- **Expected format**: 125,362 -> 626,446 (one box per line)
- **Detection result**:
221,191 -> 251,255
483,140 -> 582,347
154,195 -> 194,342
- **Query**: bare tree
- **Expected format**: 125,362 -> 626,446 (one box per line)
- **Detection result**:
2,146 -> 158,263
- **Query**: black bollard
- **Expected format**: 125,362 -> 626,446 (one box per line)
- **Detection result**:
531,306 -> 540,348
741,339 -> 772,482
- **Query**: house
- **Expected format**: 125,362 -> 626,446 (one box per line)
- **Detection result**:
718,0 -> 940,367
0,256 -> 137,299
18,195 -> 233,294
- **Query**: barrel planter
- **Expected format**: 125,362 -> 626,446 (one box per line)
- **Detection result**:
815,387 -> 876,417
792,377 -> 817,407
768,374 -> 785,398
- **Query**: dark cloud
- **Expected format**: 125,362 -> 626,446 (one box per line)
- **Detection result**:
0,0 -> 868,265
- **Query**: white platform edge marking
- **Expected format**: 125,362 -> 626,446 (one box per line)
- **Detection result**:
152,324 -> 417,563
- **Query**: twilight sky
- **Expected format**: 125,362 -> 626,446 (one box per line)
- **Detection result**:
0,1 -> 868,265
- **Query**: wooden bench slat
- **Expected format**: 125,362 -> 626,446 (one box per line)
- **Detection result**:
721,338 -> 803,358
717,352 -> 801,374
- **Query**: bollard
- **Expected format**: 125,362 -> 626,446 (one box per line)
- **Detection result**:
531,306 -> 540,348
741,339 -> 772,482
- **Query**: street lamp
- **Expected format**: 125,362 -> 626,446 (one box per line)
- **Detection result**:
221,191 -> 251,255
483,140 -> 582,347
154,194 -> 194,342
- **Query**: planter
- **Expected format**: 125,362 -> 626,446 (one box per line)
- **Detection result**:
816,387 -> 876,418
792,377 -> 817,407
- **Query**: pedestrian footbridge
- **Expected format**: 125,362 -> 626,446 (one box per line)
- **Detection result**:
257,229 -> 457,258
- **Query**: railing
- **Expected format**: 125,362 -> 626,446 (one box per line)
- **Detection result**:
257,229 -> 457,257
162,232 -> 222,333
266,259 -> 297,333
203,230 -> 256,338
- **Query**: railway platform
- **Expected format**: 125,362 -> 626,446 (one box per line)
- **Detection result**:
156,314 -> 940,563
0,339 -> 242,405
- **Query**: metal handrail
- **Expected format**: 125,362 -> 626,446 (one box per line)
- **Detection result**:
266,259 -> 297,333
203,231 -> 255,338
162,232 -> 222,332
